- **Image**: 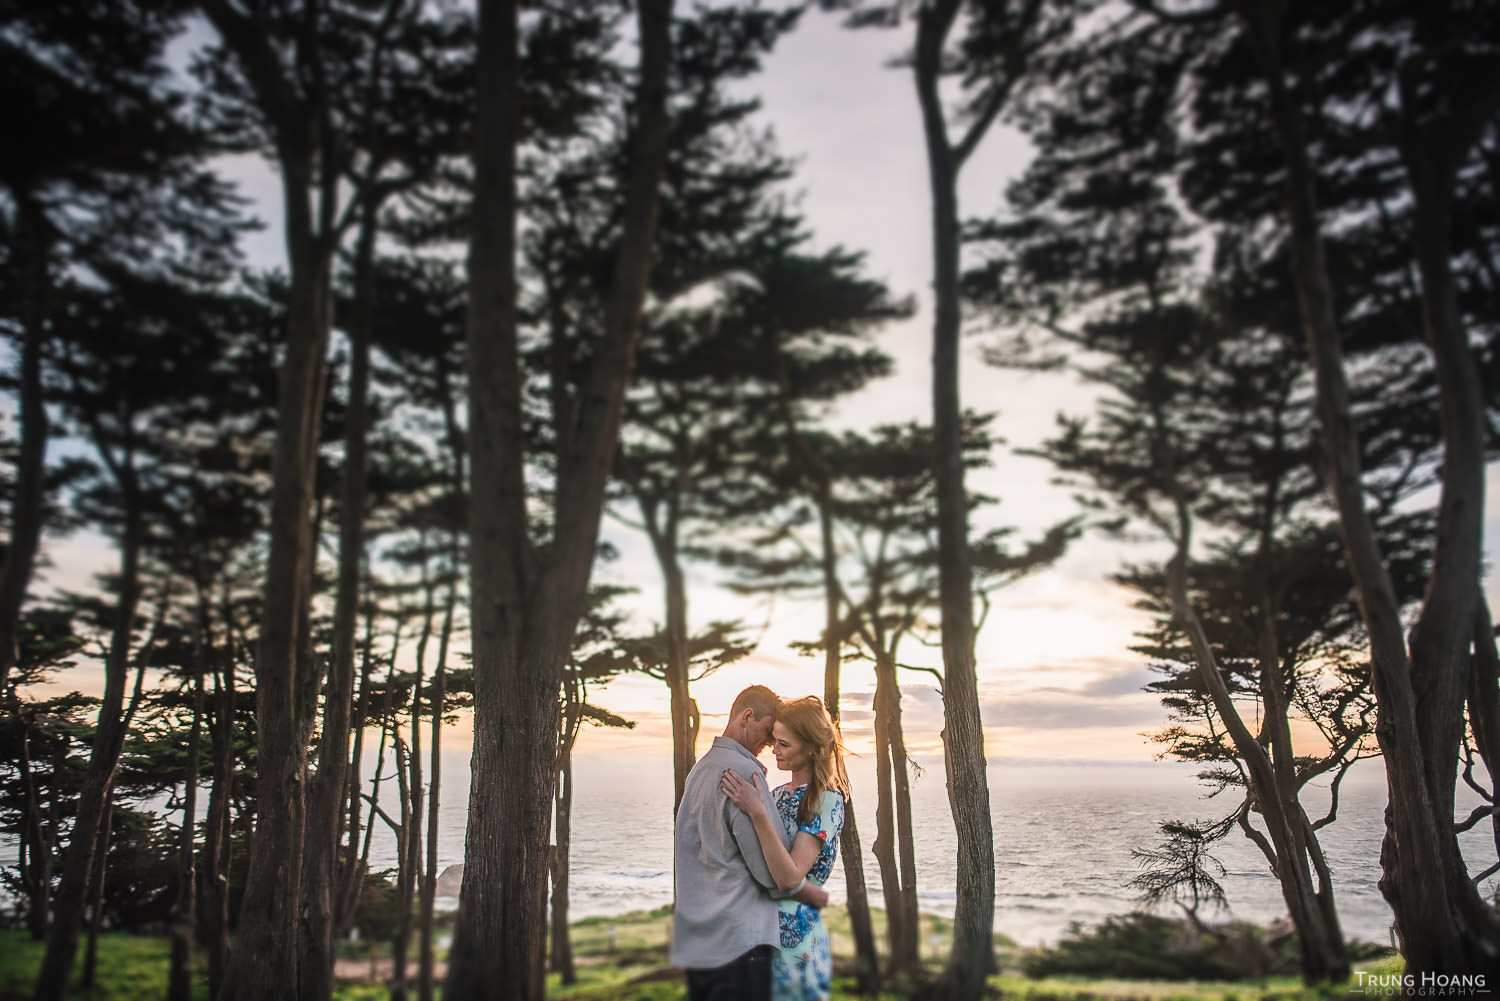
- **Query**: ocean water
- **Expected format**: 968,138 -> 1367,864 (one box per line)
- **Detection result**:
367,748 -> 1500,948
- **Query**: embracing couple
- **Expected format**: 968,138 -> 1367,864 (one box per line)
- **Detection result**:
670,685 -> 849,1001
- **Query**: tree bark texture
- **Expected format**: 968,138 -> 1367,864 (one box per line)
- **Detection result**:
445,0 -> 672,995
447,0 -> 529,984
914,1 -> 997,995
1237,0 -> 1500,976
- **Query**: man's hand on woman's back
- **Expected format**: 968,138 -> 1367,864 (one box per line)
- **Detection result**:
792,881 -> 829,910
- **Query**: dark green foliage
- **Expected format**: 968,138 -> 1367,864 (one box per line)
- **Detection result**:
349,872 -> 403,945
1129,819 -> 1229,921
1021,912 -> 1296,982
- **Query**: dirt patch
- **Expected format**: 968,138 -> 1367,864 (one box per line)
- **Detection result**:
332,956 -> 447,984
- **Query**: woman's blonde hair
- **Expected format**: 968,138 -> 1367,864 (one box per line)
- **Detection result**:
777,696 -> 849,827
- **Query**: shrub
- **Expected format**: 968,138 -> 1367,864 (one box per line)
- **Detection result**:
1020,911 -> 1292,981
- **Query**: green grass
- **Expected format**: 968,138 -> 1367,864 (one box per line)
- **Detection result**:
0,914 -> 1398,1001
0,931 -> 209,1001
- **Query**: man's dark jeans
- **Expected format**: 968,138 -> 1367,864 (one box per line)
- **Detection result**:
685,944 -> 775,1001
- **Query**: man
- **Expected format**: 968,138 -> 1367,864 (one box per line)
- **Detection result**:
671,685 -> 829,1000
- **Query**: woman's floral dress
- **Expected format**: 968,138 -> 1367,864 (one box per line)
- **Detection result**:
770,783 -> 844,1001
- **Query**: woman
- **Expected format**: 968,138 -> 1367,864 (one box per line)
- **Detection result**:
721,696 -> 847,1001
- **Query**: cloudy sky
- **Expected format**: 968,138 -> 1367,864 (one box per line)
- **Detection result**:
31,5 -> 1500,765
572,7 -> 1500,763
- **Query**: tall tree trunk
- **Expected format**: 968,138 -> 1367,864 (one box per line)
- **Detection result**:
444,1 -> 672,996
550,685 -> 581,986
818,501 -> 880,994
0,192 -> 51,696
392,731 -> 415,1001
646,517 -> 696,815
914,2 -> 996,994
353,647 -> 402,938
33,495 -> 142,1001
200,5 -> 338,994
17,707 -> 55,941
394,554 -> 434,1000
201,637 -> 235,1001
394,643 -> 427,1001
79,798 -> 113,991
421,327 -> 465,1001
300,196 -> 377,1001
221,244 -> 330,1001
1236,1 -> 1500,976
771,297 -> 882,994
169,654 -> 207,1001
1251,555 -> 1348,981
337,597 -> 378,935
871,651 -> 921,974
419,578 -> 457,1001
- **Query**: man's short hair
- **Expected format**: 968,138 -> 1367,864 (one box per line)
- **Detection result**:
730,685 -> 780,721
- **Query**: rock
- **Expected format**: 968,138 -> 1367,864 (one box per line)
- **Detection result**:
435,863 -> 464,899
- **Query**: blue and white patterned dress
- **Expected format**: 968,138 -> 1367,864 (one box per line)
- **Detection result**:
770,783 -> 844,1001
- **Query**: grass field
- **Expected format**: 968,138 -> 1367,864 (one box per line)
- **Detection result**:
0,909 -> 1401,1001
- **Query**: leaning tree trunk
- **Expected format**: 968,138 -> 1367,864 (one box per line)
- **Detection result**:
33,490 -> 142,1001
1140,362 -> 1350,985
914,2 -> 997,995
1237,1 -> 1500,976
443,1 -> 672,996
1165,545 -> 1351,983
1250,559 -> 1349,981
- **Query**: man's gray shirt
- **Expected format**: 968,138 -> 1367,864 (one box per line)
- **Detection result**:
670,736 -> 791,969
